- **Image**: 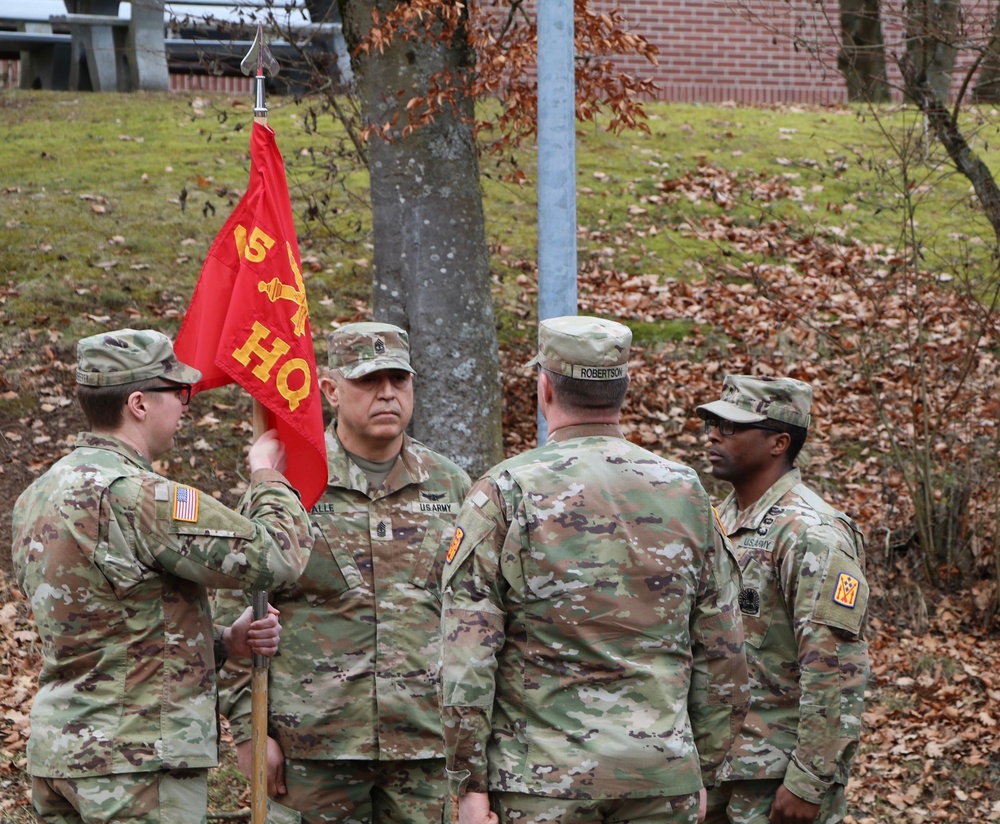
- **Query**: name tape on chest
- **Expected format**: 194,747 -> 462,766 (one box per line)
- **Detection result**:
832,571 -> 861,608
741,536 -> 773,550
311,502 -> 368,516
409,501 -> 459,515
173,486 -> 199,522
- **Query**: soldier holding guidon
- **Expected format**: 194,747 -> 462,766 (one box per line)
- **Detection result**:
441,315 -> 749,824
698,375 -> 870,824
11,328 -> 313,824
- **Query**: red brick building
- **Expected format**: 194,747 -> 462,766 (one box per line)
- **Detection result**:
595,0 -> 996,104
593,0 -> 853,103
2,1 -> 988,101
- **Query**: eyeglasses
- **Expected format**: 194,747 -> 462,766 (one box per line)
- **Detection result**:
145,383 -> 193,405
701,415 -> 783,437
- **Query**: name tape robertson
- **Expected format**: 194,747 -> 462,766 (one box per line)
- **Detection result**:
569,364 -> 627,381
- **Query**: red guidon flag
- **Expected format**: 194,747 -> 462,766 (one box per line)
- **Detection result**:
175,121 -> 327,508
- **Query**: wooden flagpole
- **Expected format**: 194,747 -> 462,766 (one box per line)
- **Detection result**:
241,24 -> 280,824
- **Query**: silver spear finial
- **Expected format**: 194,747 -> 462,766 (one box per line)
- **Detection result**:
241,22 -> 280,122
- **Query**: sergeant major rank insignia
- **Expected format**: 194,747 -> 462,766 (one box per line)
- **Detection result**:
446,527 -> 464,564
173,486 -> 199,522
833,572 -> 860,608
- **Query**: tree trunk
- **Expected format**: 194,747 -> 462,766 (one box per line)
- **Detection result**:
905,0 -> 958,103
838,0 -> 890,102
339,0 -> 503,478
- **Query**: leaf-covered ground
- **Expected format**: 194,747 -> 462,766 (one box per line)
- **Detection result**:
0,227 -> 1000,822
3,111 -> 1000,820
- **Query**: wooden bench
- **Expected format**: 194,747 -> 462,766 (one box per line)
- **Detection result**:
0,0 -> 349,92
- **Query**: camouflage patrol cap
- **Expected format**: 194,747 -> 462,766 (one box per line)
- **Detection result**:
525,315 -> 631,380
327,322 -> 417,379
76,328 -> 202,387
696,374 -> 812,429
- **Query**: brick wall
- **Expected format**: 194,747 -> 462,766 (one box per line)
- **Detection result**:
584,0 -> 849,103
4,2 -> 996,103
593,0 -> 993,104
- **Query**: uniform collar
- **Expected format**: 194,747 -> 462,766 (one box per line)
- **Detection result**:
324,422 -> 429,498
545,422 -> 624,444
76,431 -> 154,471
722,467 -> 802,531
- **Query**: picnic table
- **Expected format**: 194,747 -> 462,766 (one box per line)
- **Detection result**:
1,0 -> 349,92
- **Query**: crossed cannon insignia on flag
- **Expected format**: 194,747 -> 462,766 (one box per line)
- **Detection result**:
256,242 -> 309,337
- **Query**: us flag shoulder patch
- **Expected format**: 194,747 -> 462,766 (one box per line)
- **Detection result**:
173,486 -> 199,522
832,571 -> 860,608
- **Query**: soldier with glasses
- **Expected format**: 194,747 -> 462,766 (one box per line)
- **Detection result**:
11,328 -> 312,824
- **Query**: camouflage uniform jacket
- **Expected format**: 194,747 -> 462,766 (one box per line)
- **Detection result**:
217,423 -> 471,760
10,432 -> 312,779
717,468 -> 869,805
441,423 -> 748,799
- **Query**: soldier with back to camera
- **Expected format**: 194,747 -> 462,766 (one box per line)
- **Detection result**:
442,315 -> 748,824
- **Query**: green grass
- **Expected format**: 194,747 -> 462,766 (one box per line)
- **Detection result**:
5,88 -> 1000,822
5,92 -> 1000,355
6,90 -> 1000,468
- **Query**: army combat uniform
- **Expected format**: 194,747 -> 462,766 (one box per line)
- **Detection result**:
441,422 -> 749,821
710,468 -> 869,823
216,424 -> 470,823
12,431 -> 313,823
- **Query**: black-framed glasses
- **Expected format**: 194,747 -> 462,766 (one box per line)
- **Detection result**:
145,383 -> 193,405
702,415 -> 782,437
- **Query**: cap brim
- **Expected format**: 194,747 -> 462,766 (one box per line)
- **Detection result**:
695,400 -> 766,423
173,362 -> 203,384
340,359 -> 417,380
523,353 -> 540,369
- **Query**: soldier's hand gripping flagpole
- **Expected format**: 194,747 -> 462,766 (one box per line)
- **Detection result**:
241,24 -> 280,824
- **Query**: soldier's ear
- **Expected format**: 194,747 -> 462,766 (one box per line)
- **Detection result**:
124,389 -> 150,422
770,431 -> 792,458
319,373 -> 340,409
537,369 -> 554,406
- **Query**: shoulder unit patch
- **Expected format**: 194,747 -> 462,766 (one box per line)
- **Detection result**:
832,571 -> 860,608
446,526 -> 465,564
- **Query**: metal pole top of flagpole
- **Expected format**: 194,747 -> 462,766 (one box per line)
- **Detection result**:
241,22 -> 280,123
239,23 -> 278,433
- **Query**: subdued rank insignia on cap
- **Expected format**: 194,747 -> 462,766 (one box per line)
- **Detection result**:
738,588 -> 760,616
374,337 -> 385,354
173,486 -> 199,522
446,526 -> 465,564
832,572 -> 860,608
